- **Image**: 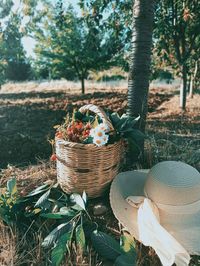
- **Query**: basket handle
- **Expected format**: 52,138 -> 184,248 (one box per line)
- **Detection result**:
79,104 -> 114,132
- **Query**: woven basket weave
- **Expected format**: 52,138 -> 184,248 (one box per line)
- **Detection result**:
55,104 -> 123,198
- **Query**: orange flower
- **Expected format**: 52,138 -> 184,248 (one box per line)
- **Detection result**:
76,122 -> 83,130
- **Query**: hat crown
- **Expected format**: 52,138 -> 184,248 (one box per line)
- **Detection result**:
145,161 -> 200,205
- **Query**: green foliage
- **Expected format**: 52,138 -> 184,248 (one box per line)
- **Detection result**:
120,232 -> 137,259
51,232 -> 72,266
154,0 -> 200,77
0,177 -> 138,266
0,0 -> 14,19
0,177 -> 18,225
91,230 -> 137,265
32,2 -> 123,92
91,230 -> 122,260
0,13 -> 31,83
76,222 -> 86,250
109,112 -> 145,158
79,0 -> 132,71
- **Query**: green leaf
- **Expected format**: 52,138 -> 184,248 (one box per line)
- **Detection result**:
74,111 -> 84,121
25,184 -> 50,197
59,207 -> 76,216
40,213 -> 64,219
117,117 -> 139,133
40,208 -> 76,219
126,130 -> 145,142
34,189 -> 51,210
120,233 -> 136,257
75,224 -> 85,250
51,232 -> 72,266
7,178 -> 17,196
42,221 -> 75,248
91,230 -> 122,260
70,193 -> 85,210
110,112 -> 121,125
115,254 -> 136,266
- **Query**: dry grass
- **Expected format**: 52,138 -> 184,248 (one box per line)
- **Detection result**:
0,222 -> 16,266
1,80 -> 127,94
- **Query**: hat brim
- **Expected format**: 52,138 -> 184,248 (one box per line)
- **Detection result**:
110,170 -> 200,255
110,169 -> 148,240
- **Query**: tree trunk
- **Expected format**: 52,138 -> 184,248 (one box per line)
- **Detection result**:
127,0 -> 155,133
189,77 -> 193,99
189,61 -> 198,98
180,65 -> 187,110
81,77 -> 85,94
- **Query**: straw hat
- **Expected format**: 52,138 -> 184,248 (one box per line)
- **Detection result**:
110,161 -> 200,265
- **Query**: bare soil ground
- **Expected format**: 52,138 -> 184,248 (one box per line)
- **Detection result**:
0,81 -> 199,265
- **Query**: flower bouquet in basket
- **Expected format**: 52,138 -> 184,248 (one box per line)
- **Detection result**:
51,104 -> 144,198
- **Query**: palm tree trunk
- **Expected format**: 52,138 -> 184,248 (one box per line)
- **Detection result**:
127,0 -> 155,133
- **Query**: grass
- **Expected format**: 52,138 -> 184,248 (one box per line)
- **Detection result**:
0,80 -> 199,265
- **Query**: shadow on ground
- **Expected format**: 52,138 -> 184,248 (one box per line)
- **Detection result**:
0,89 -> 189,168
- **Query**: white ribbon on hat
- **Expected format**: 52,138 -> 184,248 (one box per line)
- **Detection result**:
126,196 -> 191,266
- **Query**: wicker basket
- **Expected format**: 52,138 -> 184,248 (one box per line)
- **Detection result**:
55,104 -> 124,198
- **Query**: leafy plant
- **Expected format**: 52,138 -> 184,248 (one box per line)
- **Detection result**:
0,177 -> 19,225
91,230 -> 137,265
0,178 -> 138,266
109,112 -> 145,159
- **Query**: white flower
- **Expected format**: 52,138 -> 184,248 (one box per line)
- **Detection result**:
89,128 -> 96,138
93,134 -> 109,147
90,123 -> 109,146
97,123 -> 109,133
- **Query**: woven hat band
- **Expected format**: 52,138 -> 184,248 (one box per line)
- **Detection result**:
126,196 -> 191,265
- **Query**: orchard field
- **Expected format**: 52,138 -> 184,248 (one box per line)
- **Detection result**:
0,81 -> 199,265
0,81 -> 199,170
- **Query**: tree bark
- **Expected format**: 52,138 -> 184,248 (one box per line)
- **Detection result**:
81,77 -> 85,94
189,61 -> 198,98
127,0 -> 155,133
180,65 -> 187,110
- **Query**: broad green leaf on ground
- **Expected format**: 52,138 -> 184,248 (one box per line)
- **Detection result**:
25,184 -> 50,197
70,193 -> 85,210
42,221 -> 75,248
91,230 -> 122,261
7,178 -> 17,196
0,206 -> 10,224
115,254 -> 136,266
40,208 -> 77,219
51,232 -> 73,266
34,189 -> 51,210
75,224 -> 85,250
59,207 -> 77,216
40,213 -> 64,219
120,233 -> 136,255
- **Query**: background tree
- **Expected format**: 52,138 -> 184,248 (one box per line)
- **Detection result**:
2,14 -> 31,81
0,2 -> 31,83
79,0 -> 133,72
33,2 -> 121,93
154,0 -> 200,109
